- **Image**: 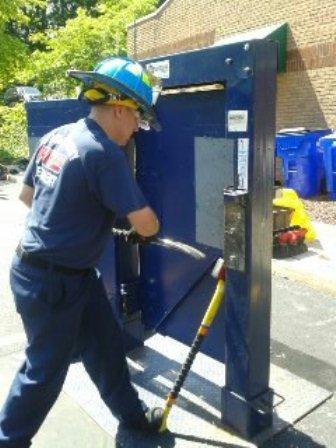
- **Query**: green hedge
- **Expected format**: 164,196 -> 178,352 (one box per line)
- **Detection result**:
0,104 -> 29,164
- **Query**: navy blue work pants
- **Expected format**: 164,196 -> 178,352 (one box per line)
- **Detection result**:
0,255 -> 145,447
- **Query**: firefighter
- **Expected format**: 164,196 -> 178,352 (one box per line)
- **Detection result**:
0,57 -> 163,448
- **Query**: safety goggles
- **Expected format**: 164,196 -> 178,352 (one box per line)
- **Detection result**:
134,109 -> 152,131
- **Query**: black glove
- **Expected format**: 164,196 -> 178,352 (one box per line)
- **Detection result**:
124,228 -> 157,245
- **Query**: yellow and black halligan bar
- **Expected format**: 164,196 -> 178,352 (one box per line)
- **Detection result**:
159,258 -> 227,432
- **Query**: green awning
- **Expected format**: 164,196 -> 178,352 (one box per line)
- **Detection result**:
214,23 -> 288,72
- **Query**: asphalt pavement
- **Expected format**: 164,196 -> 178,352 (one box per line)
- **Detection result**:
0,175 -> 335,447
268,276 -> 336,447
0,177 -> 25,344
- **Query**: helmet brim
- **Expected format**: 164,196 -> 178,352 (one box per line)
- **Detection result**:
68,69 -> 161,131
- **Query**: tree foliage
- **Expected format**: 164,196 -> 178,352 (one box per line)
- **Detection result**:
7,0 -> 99,51
0,0 -> 159,162
0,0 -> 44,90
24,0 -> 158,97
1,0 -> 159,95
0,104 -> 28,162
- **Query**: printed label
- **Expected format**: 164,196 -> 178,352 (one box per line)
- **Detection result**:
35,144 -> 67,188
237,138 -> 249,191
146,59 -> 170,79
228,110 -> 248,132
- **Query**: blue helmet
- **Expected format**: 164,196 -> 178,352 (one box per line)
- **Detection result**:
68,57 -> 161,130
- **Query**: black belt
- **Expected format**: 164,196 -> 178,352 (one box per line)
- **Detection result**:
16,245 -> 90,276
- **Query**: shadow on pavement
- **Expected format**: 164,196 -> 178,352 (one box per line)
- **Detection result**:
116,425 -> 249,448
261,426 -> 327,447
115,423 -> 327,448
0,188 -> 8,200
116,424 -> 176,448
172,431 -> 248,447
129,345 -> 223,426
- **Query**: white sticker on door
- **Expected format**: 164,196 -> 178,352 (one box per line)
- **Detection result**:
146,60 -> 170,79
237,138 -> 249,191
228,110 -> 248,132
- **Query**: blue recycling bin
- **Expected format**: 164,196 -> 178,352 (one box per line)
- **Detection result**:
318,132 -> 336,200
276,129 -> 332,198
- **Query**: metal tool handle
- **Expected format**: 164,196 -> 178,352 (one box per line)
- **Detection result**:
111,228 -> 133,238
111,228 -> 206,259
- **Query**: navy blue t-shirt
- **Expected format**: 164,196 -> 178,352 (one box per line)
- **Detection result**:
21,118 -> 147,268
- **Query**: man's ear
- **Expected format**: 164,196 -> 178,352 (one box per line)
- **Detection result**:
113,105 -> 125,119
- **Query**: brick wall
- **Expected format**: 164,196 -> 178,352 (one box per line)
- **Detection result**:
127,0 -> 336,130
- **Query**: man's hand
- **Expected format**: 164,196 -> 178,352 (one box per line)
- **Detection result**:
127,206 -> 159,237
19,184 -> 34,208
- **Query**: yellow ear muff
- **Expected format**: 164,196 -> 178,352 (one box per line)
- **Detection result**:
83,88 -> 108,102
83,84 -> 140,110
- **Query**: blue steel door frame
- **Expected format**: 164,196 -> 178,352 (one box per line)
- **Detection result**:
222,40 -> 277,438
136,40 -> 277,439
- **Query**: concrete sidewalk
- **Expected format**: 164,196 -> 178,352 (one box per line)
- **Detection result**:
272,221 -> 336,296
0,353 -> 116,448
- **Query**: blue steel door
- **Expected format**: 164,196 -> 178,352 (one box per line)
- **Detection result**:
136,88 -> 235,361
